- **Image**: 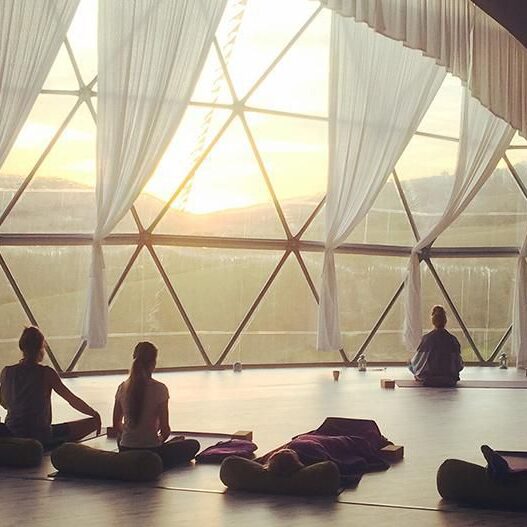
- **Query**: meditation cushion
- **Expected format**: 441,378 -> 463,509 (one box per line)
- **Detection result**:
51,443 -> 163,482
196,439 -> 257,463
437,459 -> 527,510
0,437 -> 43,467
220,455 -> 340,496
422,376 -> 457,387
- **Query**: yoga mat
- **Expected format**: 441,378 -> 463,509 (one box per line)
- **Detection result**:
497,452 -> 527,472
394,380 -> 527,389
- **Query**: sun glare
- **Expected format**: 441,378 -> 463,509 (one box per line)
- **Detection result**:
0,0 -> 463,218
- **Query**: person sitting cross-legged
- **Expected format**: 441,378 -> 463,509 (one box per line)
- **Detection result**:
0,326 -> 101,447
113,342 -> 199,469
409,305 -> 464,387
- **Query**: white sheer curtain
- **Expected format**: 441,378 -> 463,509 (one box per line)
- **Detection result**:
0,0 -> 79,167
317,15 -> 445,350
319,0 -> 527,140
403,92 -> 514,351
83,0 -> 226,348
512,239 -> 527,368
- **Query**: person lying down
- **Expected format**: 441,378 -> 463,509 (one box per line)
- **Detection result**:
409,305 -> 464,387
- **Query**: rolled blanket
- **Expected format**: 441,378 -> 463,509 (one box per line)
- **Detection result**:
196,439 -> 257,464
220,456 -> 340,496
51,443 -> 163,482
0,437 -> 43,467
437,459 -> 527,510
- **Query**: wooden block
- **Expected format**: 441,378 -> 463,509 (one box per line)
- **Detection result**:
232,430 -> 253,441
381,379 -> 395,389
106,426 -> 118,439
380,444 -> 404,462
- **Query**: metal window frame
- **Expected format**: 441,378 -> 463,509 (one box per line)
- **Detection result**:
0,3 -> 523,375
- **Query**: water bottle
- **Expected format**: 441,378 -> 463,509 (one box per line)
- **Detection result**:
498,353 -> 508,370
357,354 -> 367,372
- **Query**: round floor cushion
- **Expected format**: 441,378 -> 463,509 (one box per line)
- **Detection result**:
51,443 -> 163,482
437,459 -> 527,510
220,456 -> 340,496
0,437 -> 43,467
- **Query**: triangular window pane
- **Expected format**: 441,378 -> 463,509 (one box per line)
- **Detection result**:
66,0 -> 97,85
0,104 -> 96,233
247,9 -> 330,116
2,245 -> 139,371
509,132 -> 527,148
137,107 -> 232,230
245,112 -> 327,236
302,253 -> 407,361
110,210 -> 140,234
233,253 -> 341,364
346,175 -> 416,246
0,94 -> 77,216
221,0 -> 318,98
0,265 -> 32,368
301,204 -> 325,241
361,294 -> 409,362
396,135 -> 459,238
436,161 -> 527,247
431,258 -> 515,361
155,117 -> 286,238
76,249 -> 205,371
416,74 -> 463,139
335,254 -> 406,356
506,148 -> 527,188
42,44 -> 79,90
421,261 -> 477,362
191,48 -> 233,105
156,246 -> 283,364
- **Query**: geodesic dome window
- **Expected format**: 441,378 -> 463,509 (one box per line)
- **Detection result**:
0,0 -> 526,374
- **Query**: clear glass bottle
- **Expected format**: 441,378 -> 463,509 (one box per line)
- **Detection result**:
233,361 -> 243,372
357,354 -> 367,372
498,353 -> 508,369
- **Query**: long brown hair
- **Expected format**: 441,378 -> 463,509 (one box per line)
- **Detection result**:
19,326 -> 45,363
126,342 -> 158,426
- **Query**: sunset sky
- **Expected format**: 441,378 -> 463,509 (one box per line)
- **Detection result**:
1,0 -> 524,217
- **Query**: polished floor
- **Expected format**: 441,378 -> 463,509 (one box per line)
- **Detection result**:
1,366 -> 526,526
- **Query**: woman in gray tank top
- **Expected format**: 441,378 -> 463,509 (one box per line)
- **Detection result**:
0,327 -> 101,447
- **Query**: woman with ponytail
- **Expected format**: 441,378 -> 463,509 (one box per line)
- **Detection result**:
112,342 -> 199,468
409,305 -> 464,387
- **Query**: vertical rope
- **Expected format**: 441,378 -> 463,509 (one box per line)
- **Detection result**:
177,0 -> 248,211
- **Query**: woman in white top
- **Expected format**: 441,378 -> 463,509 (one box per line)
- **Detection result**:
112,342 -> 199,468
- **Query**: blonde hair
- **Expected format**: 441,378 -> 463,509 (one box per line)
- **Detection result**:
126,342 -> 158,425
431,305 -> 447,329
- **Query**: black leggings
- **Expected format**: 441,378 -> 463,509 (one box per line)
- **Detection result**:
0,417 -> 98,448
119,437 -> 200,469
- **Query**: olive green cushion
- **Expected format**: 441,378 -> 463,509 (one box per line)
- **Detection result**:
220,456 -> 340,496
51,443 -> 163,482
0,437 -> 43,467
437,459 -> 527,510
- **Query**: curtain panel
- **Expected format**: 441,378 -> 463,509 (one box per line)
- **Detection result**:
319,0 -> 527,140
317,14 -> 445,350
513,239 -> 527,368
403,92 -> 513,351
0,0 -> 79,168
83,0 -> 227,348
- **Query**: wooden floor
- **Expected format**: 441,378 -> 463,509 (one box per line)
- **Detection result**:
1,366 -> 526,526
